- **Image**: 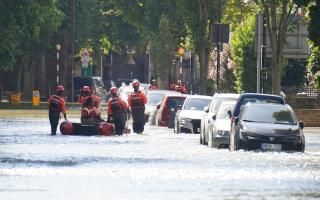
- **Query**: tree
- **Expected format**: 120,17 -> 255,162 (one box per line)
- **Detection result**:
230,15 -> 257,93
151,15 -> 176,88
257,0 -> 299,95
176,0 -> 218,94
294,0 -> 320,88
0,1 -> 63,93
282,59 -> 307,86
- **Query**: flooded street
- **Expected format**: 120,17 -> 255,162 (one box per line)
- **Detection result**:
1,116 -> 320,200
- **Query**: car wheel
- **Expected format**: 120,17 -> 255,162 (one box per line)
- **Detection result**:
203,128 -> 208,146
229,134 -> 234,151
208,130 -> 213,148
175,122 -> 181,134
200,126 -> 204,145
297,134 -> 305,153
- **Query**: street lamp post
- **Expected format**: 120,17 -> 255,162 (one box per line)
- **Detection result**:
56,44 -> 61,86
178,47 -> 185,82
100,47 -> 103,80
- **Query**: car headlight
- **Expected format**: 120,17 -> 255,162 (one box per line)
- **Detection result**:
180,117 -> 192,123
217,130 -> 229,136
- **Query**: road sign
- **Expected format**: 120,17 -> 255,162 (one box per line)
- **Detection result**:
185,51 -> 191,59
81,48 -> 90,68
212,24 -> 230,43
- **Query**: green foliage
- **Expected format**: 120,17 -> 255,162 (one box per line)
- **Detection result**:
231,16 -> 256,92
220,46 -> 236,93
282,59 -> 307,86
307,45 -> 320,87
224,0 -> 259,31
230,15 -> 256,93
307,0 -> 320,46
151,15 -> 176,82
0,1 -> 63,70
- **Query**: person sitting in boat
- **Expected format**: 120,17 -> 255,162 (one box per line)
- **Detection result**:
107,87 -> 128,135
78,85 -> 92,104
81,96 -> 102,125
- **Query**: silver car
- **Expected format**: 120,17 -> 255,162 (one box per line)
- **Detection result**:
200,93 -> 239,145
207,100 -> 236,148
174,95 -> 211,133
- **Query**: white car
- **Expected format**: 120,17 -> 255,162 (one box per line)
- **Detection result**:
207,100 -> 236,148
118,85 -> 145,105
174,95 -> 212,133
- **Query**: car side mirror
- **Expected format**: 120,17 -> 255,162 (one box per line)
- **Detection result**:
234,117 -> 239,126
203,106 -> 209,113
212,115 -> 216,120
227,110 -> 232,119
299,121 -> 304,130
178,105 -> 182,110
156,104 -> 160,109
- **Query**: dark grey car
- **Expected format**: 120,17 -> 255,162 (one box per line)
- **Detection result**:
229,103 -> 305,152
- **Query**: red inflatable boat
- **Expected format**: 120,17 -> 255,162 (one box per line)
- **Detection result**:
60,121 -> 117,136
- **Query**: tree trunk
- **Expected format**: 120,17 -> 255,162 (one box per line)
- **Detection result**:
34,51 -> 46,99
199,47 -> 207,94
22,58 -> 35,97
61,32 -> 70,90
15,58 -> 23,92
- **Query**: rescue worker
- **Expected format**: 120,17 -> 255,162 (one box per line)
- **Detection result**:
128,79 -> 147,133
175,80 -> 187,94
107,87 -> 128,135
81,95 -> 102,125
48,85 -> 67,135
149,79 -> 158,90
78,85 -> 91,104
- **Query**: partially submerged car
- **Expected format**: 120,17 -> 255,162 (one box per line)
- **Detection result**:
207,100 -> 236,148
200,93 -> 240,145
145,90 -> 180,122
174,95 -> 211,133
229,103 -> 305,152
155,94 -> 186,127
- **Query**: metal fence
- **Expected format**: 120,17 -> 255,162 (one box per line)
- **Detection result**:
281,86 -> 320,97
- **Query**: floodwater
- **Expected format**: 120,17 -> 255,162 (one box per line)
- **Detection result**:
0,117 -> 320,200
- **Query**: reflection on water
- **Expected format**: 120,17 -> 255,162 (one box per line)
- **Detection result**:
0,118 -> 320,200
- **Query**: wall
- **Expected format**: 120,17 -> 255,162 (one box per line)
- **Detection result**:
294,109 -> 320,127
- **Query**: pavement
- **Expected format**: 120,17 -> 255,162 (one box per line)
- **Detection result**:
304,127 -> 320,133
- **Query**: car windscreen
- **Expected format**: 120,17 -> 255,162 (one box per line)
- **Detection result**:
234,95 -> 285,116
167,97 -> 185,109
183,98 -> 211,110
74,78 -> 93,90
147,93 -> 166,106
242,105 -> 296,125
217,103 -> 235,120
94,79 -> 104,88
